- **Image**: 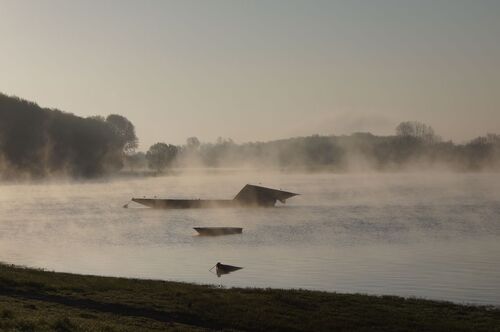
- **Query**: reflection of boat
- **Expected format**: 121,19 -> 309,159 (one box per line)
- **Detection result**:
210,262 -> 243,277
132,184 -> 298,209
194,227 -> 243,236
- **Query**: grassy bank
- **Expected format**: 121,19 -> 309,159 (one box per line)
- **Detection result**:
0,264 -> 498,331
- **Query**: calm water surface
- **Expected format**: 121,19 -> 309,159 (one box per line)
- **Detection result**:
0,172 -> 499,305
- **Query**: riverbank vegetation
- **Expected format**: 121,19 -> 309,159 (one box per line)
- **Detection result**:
0,93 -> 137,179
2,92 -> 500,179
0,264 -> 499,331
138,125 -> 500,173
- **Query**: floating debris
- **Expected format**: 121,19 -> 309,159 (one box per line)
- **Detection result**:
210,262 -> 243,278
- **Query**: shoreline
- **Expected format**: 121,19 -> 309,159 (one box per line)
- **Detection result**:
0,264 -> 499,331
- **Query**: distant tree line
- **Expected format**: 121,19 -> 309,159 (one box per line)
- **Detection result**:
134,121 -> 500,172
2,93 -> 499,178
0,93 -> 137,178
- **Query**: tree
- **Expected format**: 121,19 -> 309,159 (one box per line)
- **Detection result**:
0,93 -> 137,178
396,121 -> 439,144
124,151 -> 146,171
106,114 -> 138,153
216,137 -> 234,145
146,143 -> 178,172
186,137 -> 200,150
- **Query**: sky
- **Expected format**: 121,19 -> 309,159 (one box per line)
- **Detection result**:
1,0 -> 499,149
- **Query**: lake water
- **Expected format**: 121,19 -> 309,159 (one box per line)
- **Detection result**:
0,171 -> 499,306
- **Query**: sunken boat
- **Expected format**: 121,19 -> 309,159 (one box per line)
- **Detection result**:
210,262 -> 243,277
132,184 -> 298,209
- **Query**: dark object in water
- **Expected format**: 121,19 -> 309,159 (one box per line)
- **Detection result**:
210,262 -> 243,277
194,227 -> 243,236
131,184 -> 298,209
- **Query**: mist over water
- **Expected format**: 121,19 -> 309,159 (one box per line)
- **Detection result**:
0,171 -> 499,305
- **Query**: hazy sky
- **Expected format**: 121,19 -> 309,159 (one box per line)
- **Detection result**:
1,0 -> 499,149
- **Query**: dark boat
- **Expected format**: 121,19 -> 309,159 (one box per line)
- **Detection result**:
210,262 -> 243,277
194,227 -> 243,236
132,184 -> 298,209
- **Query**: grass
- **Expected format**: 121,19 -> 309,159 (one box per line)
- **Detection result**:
0,264 -> 498,331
